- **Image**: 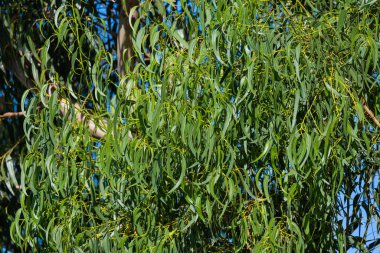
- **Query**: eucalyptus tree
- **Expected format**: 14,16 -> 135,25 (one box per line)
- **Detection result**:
0,0 -> 380,252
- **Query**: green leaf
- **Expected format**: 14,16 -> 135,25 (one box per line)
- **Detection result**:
168,155 -> 186,194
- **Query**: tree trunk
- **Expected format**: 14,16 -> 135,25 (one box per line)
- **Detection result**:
117,0 -> 139,77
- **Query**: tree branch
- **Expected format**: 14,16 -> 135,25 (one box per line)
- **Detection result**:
0,99 -> 116,140
59,98 -> 108,139
362,100 -> 380,127
59,98 -> 133,140
0,112 -> 25,118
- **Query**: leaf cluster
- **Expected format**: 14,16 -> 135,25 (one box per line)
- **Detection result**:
0,0 -> 379,252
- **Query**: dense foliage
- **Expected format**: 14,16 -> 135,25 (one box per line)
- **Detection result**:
1,0 -> 380,252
